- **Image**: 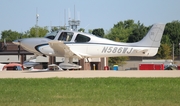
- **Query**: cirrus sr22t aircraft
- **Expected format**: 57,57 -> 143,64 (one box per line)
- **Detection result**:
13,23 -> 165,70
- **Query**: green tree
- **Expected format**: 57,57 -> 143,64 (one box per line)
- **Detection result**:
105,19 -> 136,42
127,21 -> 148,43
29,26 -> 49,37
51,26 -> 67,32
88,29 -> 93,34
78,28 -> 85,32
1,30 -> 21,42
156,34 -> 172,59
161,34 -> 171,44
51,27 -> 59,32
163,20 -> 180,55
157,43 -> 171,59
59,26 -> 67,30
92,28 -> 104,37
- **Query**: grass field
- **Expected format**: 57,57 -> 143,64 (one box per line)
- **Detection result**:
0,78 -> 180,106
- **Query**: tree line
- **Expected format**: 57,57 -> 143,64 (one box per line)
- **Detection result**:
1,19 -> 180,66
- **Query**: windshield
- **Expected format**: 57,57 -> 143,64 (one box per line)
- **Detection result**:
44,31 -> 58,40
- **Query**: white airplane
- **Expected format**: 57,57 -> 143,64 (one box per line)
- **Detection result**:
13,23 -> 166,69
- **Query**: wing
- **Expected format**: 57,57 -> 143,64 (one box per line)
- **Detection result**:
48,40 -> 85,58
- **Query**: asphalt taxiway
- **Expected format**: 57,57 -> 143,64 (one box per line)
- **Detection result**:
0,70 -> 180,78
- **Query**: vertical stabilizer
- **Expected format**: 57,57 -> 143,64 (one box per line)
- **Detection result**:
137,23 -> 166,47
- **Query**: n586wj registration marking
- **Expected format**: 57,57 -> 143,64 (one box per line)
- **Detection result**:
101,47 -> 133,54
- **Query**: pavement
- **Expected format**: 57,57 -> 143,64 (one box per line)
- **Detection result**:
0,70 -> 180,78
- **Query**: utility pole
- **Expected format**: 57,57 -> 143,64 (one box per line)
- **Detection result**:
173,43 -> 174,64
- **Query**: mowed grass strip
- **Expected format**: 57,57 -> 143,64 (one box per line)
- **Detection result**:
0,78 -> 179,106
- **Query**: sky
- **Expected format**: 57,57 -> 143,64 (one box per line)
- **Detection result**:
0,0 -> 180,34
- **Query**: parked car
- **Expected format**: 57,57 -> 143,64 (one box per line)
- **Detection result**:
3,63 -> 24,71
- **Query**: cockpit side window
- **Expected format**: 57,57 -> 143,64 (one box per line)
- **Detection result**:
75,34 -> 90,43
58,32 -> 73,41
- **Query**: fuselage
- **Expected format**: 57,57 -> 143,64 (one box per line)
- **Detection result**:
13,30 -> 159,58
